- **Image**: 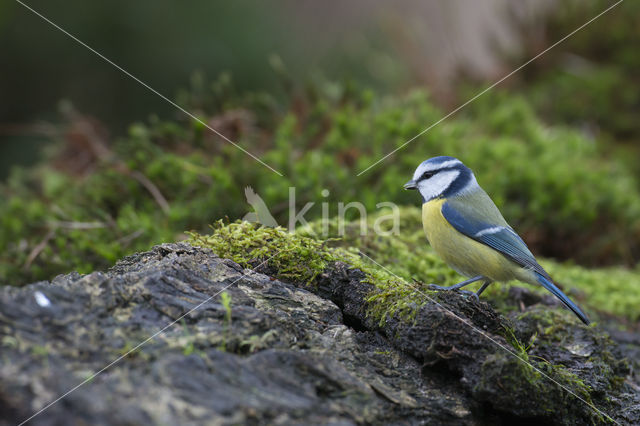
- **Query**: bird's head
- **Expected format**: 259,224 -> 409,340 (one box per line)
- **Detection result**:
404,156 -> 477,202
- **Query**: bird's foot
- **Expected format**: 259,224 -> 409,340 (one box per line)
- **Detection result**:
427,284 -> 480,302
427,284 -> 449,291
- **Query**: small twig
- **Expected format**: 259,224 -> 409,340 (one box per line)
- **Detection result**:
72,119 -> 113,160
116,230 -> 144,247
67,111 -> 171,214
47,221 -> 106,230
0,122 -> 59,137
24,230 -> 56,270
130,171 -> 171,213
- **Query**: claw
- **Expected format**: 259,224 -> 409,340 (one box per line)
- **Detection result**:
459,290 -> 480,302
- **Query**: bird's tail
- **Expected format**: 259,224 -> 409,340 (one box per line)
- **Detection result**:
536,273 -> 590,325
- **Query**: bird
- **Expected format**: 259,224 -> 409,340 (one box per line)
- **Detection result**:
404,156 -> 590,325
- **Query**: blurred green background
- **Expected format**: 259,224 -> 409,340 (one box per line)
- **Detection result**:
1,0 -> 639,290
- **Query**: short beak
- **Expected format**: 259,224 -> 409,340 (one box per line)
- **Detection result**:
403,180 -> 417,190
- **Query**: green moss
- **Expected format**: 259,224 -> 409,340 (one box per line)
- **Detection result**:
219,291 -> 233,352
30,344 -> 49,358
186,220 -> 342,283
239,330 -> 279,354
501,324 -> 535,358
179,321 -> 196,356
118,341 -> 142,359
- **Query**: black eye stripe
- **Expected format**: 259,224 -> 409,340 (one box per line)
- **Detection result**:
420,171 -> 435,181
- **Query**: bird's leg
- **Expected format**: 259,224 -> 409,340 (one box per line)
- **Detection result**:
475,280 -> 492,297
428,276 -> 484,292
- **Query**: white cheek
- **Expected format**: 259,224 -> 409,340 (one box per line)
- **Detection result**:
417,170 -> 459,200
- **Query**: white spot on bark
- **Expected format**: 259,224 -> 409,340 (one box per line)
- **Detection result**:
34,291 -> 51,307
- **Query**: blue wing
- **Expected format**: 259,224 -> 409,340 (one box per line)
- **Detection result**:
441,200 -> 550,280
442,199 -> 590,324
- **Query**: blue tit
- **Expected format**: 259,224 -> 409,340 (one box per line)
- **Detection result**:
404,156 -> 590,325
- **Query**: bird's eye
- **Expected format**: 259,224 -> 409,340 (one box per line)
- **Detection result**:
420,171 -> 435,181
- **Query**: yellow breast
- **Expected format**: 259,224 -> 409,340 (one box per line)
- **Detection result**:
421,199 -> 521,282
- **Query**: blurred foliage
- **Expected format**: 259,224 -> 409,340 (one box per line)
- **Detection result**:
0,1 -> 287,131
2,74 -> 640,286
500,0 -> 639,143
0,1 -> 407,178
